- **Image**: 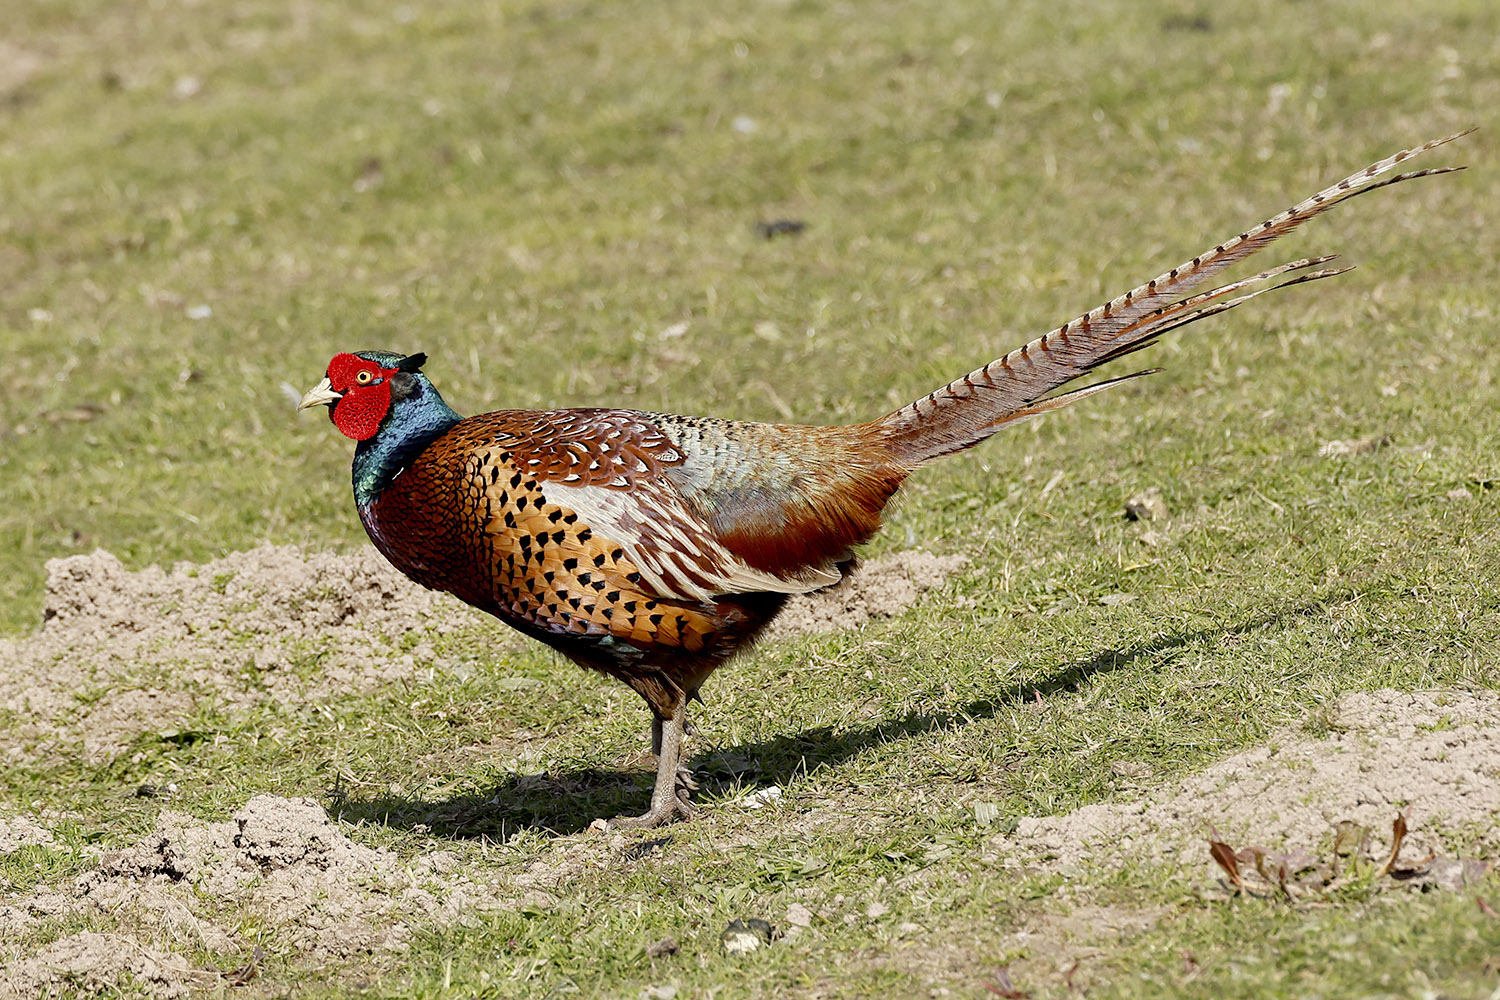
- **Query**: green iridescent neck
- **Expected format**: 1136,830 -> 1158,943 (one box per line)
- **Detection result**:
352,371 -> 462,506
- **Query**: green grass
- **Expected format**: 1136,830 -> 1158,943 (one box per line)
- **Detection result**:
3,0 -> 1499,996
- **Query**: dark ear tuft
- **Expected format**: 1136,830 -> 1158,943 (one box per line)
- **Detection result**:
396,353 -> 427,373
389,371 -> 419,402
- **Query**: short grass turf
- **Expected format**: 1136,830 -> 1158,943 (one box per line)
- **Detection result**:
2,0 -> 1499,997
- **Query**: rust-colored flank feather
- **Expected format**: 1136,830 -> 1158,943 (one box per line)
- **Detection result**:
361,410 -> 902,720
304,132 -> 1469,828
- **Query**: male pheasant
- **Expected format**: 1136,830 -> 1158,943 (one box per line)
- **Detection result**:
301,133 -> 1467,828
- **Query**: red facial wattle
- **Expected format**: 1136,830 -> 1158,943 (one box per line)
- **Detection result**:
326,353 -> 399,441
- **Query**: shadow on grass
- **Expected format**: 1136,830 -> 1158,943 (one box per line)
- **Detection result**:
331,600 -> 1334,839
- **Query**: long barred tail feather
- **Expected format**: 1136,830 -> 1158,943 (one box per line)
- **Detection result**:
875,131 -> 1472,467
1072,255 -> 1349,370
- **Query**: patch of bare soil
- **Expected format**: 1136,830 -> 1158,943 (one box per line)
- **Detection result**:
0,546 -> 963,766
990,688 -> 1500,875
859,690 -> 1500,996
0,545 -> 970,994
0,813 -> 54,854
762,552 -> 967,641
0,545 -> 501,762
0,795 -> 507,998
2,931 -> 207,1000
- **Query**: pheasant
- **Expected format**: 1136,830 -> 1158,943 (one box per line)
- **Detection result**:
300,133 -> 1467,828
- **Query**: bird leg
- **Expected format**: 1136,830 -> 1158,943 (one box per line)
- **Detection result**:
611,700 -> 698,829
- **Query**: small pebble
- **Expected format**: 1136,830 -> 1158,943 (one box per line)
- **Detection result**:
721,918 -> 778,954
742,786 -> 783,810
721,922 -> 760,954
1318,435 -> 1390,459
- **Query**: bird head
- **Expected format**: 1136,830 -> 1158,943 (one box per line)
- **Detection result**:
298,351 -> 428,440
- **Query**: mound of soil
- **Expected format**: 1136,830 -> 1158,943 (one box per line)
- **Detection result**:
0,545 -> 498,762
763,552 -> 967,640
0,813 -> 53,854
0,545 -> 964,764
0,795 -> 505,998
991,688 -> 1500,873
0,545 -> 970,994
2,931 -> 204,1000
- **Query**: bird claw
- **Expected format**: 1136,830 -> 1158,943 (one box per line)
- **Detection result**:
603,765 -> 700,829
604,706 -> 701,829
605,792 -> 697,830
674,775 -> 700,819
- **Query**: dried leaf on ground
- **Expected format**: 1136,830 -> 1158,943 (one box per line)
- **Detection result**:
1208,836 -> 1242,890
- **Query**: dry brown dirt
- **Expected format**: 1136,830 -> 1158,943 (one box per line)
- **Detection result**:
990,687 -> 1500,876
1,545 -> 1496,996
0,545 -> 498,763
0,544 -> 967,994
0,545 -> 964,765
0,795 -> 509,998
761,552 -> 968,641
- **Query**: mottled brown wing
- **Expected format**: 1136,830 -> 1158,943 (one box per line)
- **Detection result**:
470,454 -> 725,654
464,409 -> 849,603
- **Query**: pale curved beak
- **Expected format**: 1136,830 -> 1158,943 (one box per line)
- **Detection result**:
297,377 -> 342,411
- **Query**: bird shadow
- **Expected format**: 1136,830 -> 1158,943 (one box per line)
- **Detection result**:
330,597 -> 1337,840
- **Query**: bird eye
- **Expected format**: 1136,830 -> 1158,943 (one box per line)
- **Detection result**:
356,370 -> 374,385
